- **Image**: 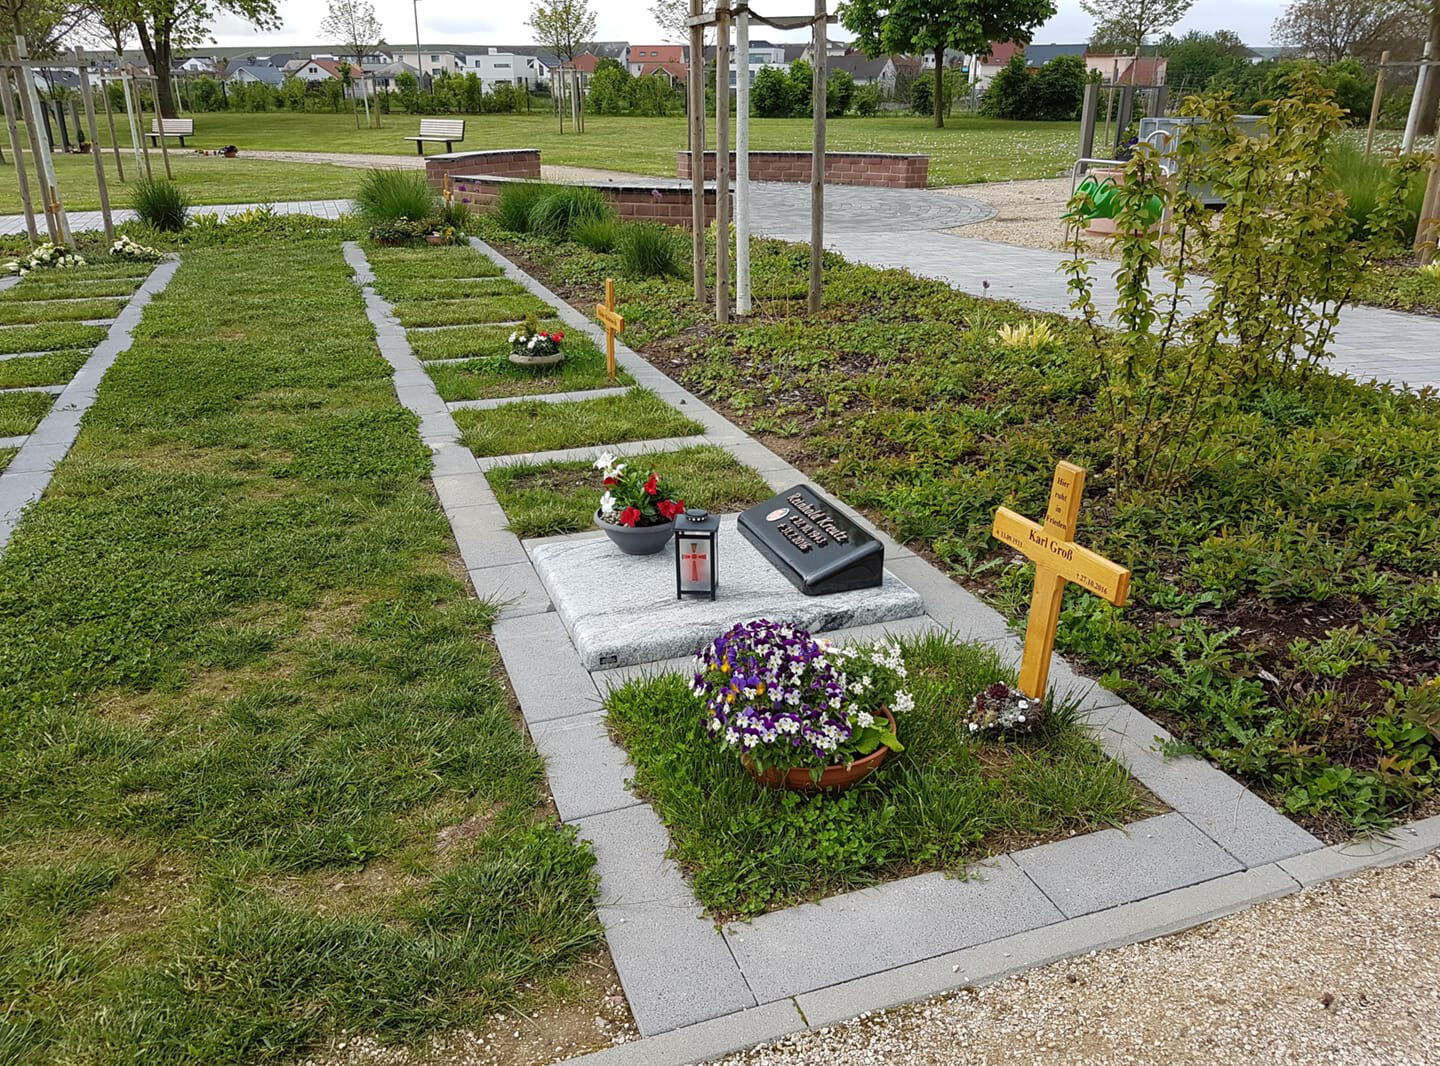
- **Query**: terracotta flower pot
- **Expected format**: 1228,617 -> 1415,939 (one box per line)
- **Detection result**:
743,708 -> 896,792
425,234 -> 448,245
594,509 -> 674,555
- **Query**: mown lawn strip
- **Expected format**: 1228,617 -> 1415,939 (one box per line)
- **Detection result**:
0,390 -> 55,435
454,386 -> 701,457
392,294 -> 554,328
0,350 -> 90,389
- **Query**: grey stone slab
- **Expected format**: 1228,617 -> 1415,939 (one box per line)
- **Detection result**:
575,804 -> 757,1036
467,561 -> 552,620
590,655 -> 696,692
448,505 -> 528,572
882,553 -> 1013,644
530,516 -> 924,670
493,611 -> 602,724
0,435 -> 27,449
1011,812 -> 1243,918
2,442 -> 72,476
795,863 -> 1299,1030
529,711 -> 639,821
554,1001 -> 805,1066
1278,813 -> 1440,886
723,858 -> 1063,1003
428,441 -> 480,479
432,471 -> 500,512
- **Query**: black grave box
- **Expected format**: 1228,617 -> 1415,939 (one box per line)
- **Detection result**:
737,484 -> 884,596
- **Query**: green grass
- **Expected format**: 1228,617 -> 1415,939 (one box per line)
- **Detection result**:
363,242 -> 505,279
0,390 -> 55,435
370,277 -> 527,303
495,224 -> 1440,837
8,276 -> 142,299
392,293 -> 553,327
607,633 -> 1147,919
0,350 -> 90,388
487,444 -> 772,537
1352,263 -> 1440,316
0,299 -> 124,325
453,386 -> 701,457
0,231 -> 603,1062
0,322 -> 108,355
0,446 -> 14,470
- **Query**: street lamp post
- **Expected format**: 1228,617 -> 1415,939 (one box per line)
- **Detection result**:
412,0 -> 423,91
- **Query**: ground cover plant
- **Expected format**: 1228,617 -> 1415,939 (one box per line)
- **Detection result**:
453,386 -> 700,457
0,322 -> 108,355
0,350 -> 90,388
1351,261 -> 1440,317
0,298 -> 124,325
0,231 -> 607,1062
486,444 -> 770,537
480,163 -> 1440,838
0,390 -> 55,435
607,632 -> 1147,918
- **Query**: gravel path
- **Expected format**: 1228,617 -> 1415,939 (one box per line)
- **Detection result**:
709,854 -> 1440,1066
940,177 -> 1083,253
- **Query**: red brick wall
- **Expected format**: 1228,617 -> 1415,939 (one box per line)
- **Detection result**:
676,150 -> 929,189
448,176 -> 719,228
426,149 -> 542,190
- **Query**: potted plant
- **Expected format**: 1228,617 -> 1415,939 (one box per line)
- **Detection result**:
509,314 -> 565,367
695,620 -> 914,791
593,451 -> 686,555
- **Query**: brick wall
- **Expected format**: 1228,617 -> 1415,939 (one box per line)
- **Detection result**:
448,175 -> 719,228
676,150 -> 929,189
425,149 -> 542,190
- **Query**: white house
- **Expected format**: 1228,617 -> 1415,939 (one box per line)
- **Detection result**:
464,48 -> 527,86
401,49 -> 463,78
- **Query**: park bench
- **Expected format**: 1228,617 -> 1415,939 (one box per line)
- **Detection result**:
147,118 -> 194,147
406,118 -> 465,155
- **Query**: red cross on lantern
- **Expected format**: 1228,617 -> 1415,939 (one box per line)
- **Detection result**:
675,508 -> 720,600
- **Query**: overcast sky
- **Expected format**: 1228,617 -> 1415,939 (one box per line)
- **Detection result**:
207,0 -> 1290,50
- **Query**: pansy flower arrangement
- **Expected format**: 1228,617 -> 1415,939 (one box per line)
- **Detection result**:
594,451 -> 686,528
509,313 -> 564,358
694,619 -> 912,778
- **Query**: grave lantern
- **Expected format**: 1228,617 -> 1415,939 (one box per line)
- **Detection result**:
675,508 -> 720,601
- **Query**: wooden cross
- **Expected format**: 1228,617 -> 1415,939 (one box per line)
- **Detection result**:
595,278 -> 625,381
991,461 -> 1132,700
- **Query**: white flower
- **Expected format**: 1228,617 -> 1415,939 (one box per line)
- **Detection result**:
599,491 -> 617,516
593,451 -> 615,471
892,690 -> 915,715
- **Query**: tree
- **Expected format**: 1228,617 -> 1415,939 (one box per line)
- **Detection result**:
648,0 -> 687,43
3,0 -> 89,56
1273,0 -> 1421,64
319,0 -> 382,65
827,68 -> 855,116
1157,29 -> 1250,93
1081,0 -> 1193,56
526,0 -> 595,63
851,81 -> 881,114
751,65 -> 790,116
91,0 -> 280,118
840,0 -> 1056,128
587,56 -> 632,113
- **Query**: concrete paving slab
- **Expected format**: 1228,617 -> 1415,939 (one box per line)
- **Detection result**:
529,711 -> 640,822
1278,813 -> 1440,886
467,561 -> 552,619
493,611 -> 602,724
723,859 -> 1063,1003
530,516 -> 924,670
556,1002 -> 805,1066
447,505 -> 530,572
1011,812 -> 1243,918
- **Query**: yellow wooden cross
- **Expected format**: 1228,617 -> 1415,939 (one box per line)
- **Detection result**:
595,277 -> 625,381
991,461 -> 1132,700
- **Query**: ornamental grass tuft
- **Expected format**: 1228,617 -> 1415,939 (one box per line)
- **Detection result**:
129,178 -> 190,232
355,167 -> 436,224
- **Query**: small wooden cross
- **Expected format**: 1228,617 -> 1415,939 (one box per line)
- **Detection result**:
595,277 -> 625,381
991,461 -> 1132,700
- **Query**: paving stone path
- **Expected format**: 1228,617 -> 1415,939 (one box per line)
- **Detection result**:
0,260 -> 179,551
340,235 -> 1440,1066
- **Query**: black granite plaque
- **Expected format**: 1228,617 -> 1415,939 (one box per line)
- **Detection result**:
737,484 -> 884,596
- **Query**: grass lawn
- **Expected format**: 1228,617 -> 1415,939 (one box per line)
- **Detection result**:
0,228 -> 610,1061
0,445 -> 13,469
0,350 -> 90,388
607,633 -> 1148,919
0,322 -> 108,354
0,390 -> 55,434
453,386 -> 700,457
487,443 -> 772,537
0,298 -> 124,325
482,215 -> 1440,839
391,293 -> 553,327
0,111 -> 1080,215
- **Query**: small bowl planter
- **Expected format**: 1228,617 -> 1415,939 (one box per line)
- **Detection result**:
743,708 -> 897,792
594,509 -> 674,555
509,349 -> 565,367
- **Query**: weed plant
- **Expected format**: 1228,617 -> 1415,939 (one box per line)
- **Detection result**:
130,178 -> 190,232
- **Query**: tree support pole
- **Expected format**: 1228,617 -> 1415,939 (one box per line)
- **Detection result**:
102,72 -> 125,182
1416,132 -> 1440,264
1365,51 -> 1388,159
688,0 -> 706,302
14,39 -> 67,243
714,4 -> 731,323
808,0 -> 826,314
1403,42 -> 1431,153
0,62 -> 39,243
150,77 -> 173,179
77,49 -> 114,242
735,4 -> 751,316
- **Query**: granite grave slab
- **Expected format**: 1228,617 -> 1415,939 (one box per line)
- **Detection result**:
529,515 -> 925,670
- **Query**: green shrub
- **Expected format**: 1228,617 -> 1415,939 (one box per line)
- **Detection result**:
129,179 -> 190,232
436,198 -> 470,234
527,186 -> 613,241
573,216 -> 620,253
618,222 -> 681,278
356,168 -> 435,224
1330,142 -> 1425,244
493,182 -> 555,233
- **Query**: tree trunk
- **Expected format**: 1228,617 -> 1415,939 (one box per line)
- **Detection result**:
933,46 -> 944,129
1421,1 -> 1440,137
134,22 -> 178,118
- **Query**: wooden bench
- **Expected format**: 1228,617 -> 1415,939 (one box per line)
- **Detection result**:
406,118 -> 465,155
147,118 -> 194,147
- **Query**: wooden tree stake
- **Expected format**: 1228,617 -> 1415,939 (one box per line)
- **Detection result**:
0,63 -> 38,243
595,277 -> 625,381
714,4 -> 731,324
76,48 -> 114,242
688,0 -> 706,302
991,462 -> 1131,700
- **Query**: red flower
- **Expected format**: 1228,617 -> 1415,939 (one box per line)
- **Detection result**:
603,477 -> 617,487
553,331 -> 564,341
657,498 -> 685,520
618,506 -> 642,527
643,473 -> 659,496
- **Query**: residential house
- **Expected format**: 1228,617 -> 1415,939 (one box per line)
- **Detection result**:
830,53 -> 896,91
227,64 -> 284,87
369,60 -> 420,93
627,44 -> 685,76
1085,53 -> 1168,85
634,61 -> 689,88
399,49 -> 464,78
290,57 -> 362,83
971,42 -> 1085,89
465,48 -> 528,87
